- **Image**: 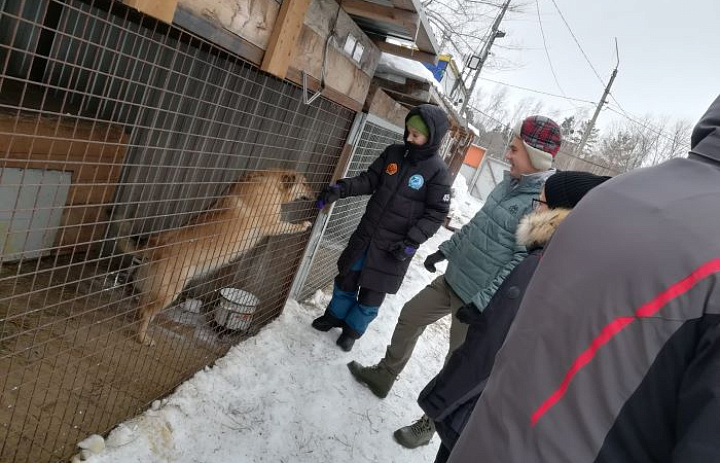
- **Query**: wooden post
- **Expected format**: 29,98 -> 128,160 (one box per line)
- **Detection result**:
122,0 -> 178,23
342,0 -> 418,32
261,0 -> 312,79
373,40 -> 436,64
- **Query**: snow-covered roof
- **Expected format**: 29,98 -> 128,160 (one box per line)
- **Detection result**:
377,52 -> 437,84
376,52 -> 446,98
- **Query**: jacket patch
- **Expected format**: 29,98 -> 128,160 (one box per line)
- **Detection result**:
386,163 -> 398,175
508,205 -> 519,215
442,193 -> 451,203
408,174 -> 425,190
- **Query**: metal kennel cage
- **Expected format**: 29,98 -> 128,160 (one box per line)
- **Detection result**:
0,0 -> 354,461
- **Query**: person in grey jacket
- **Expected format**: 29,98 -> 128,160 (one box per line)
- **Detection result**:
348,115 -> 562,448
420,171 -> 611,463
446,96 -> 720,463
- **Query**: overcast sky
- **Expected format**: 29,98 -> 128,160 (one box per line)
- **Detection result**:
474,0 -> 719,129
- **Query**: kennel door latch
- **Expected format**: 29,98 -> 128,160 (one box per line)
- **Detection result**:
301,71 -> 324,105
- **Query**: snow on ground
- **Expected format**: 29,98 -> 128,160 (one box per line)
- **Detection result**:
446,174 -> 477,229
85,179 -> 483,463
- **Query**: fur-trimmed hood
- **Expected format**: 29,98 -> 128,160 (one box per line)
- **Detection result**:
516,208 -> 571,250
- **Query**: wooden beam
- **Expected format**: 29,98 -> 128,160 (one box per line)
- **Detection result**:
389,0 -> 417,11
286,67 -> 363,113
174,7 -> 264,66
261,0 -> 312,79
381,87 -> 430,106
374,40 -> 436,64
122,0 -> 178,23
178,0 -> 281,51
365,86 -> 409,129
342,0 -> 418,32
414,11 -> 440,54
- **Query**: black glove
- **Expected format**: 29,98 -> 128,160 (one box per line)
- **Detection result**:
423,250 -> 446,272
315,183 -> 343,209
456,303 -> 486,326
389,240 -> 418,261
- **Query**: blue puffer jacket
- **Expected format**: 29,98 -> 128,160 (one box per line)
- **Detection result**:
439,170 -> 552,310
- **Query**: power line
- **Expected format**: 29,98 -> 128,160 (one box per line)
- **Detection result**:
541,1 -> 682,148
606,104 -> 685,144
468,104 -> 507,126
547,0 -> 606,88
477,76 -> 596,104
535,0 -> 574,109
605,105 -> 691,149
608,92 -> 627,113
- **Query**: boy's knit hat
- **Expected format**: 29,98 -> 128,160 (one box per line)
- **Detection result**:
406,114 -> 430,137
513,115 -> 563,170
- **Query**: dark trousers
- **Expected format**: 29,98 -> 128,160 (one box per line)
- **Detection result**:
434,443 -> 451,463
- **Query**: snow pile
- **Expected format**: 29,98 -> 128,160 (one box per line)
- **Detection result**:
85,177 -> 482,463
447,173 -> 483,229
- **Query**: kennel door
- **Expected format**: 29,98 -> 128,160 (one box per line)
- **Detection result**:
0,168 -> 71,262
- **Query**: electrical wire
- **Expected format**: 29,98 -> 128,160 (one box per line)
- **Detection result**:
541,1 -> 685,150
547,0 -> 606,87
477,76 -> 596,104
535,0 -> 575,109
605,105 -> 691,149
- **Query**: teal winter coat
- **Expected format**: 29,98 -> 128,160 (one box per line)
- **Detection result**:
439,170 -> 552,310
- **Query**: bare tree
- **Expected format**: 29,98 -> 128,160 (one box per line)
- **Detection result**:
423,0 -> 526,70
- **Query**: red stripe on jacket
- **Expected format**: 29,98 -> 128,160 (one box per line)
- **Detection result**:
531,258 -> 720,426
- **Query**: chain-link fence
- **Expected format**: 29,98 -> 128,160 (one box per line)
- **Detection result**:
297,114 -> 404,301
0,1 -> 354,461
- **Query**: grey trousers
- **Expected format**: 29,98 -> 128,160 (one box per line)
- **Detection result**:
382,275 -> 469,376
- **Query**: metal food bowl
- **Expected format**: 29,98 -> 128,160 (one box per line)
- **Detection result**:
214,288 -> 259,331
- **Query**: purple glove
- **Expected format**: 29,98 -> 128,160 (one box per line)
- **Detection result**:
316,184 -> 342,209
390,240 -> 418,262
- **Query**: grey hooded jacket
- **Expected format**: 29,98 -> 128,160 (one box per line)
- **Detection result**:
448,95 -> 720,463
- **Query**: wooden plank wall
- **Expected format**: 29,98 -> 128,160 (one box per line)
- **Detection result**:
178,0 -> 280,50
0,113 -> 128,254
177,0 -> 380,110
122,0 -> 179,23
364,86 -> 409,129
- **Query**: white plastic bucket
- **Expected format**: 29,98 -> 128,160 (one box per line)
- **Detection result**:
214,288 -> 259,331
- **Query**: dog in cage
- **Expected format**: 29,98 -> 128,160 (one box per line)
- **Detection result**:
114,169 -> 315,345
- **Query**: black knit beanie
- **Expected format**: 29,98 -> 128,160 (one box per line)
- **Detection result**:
544,171 -> 612,209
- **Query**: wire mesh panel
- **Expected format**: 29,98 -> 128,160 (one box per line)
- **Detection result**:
0,1 -> 353,461
299,118 -> 404,301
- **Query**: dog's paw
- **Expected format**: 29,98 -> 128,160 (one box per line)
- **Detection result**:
138,333 -> 156,347
301,221 -> 312,231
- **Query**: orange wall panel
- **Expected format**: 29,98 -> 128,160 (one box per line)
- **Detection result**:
464,144 -> 486,168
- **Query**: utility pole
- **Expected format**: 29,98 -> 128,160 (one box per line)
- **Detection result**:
577,39 -> 620,155
458,0 -> 511,117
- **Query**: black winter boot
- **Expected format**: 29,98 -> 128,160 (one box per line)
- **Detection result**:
336,332 -> 356,352
311,312 -> 342,332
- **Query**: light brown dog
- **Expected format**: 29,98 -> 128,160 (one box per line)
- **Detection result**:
117,170 -> 315,345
